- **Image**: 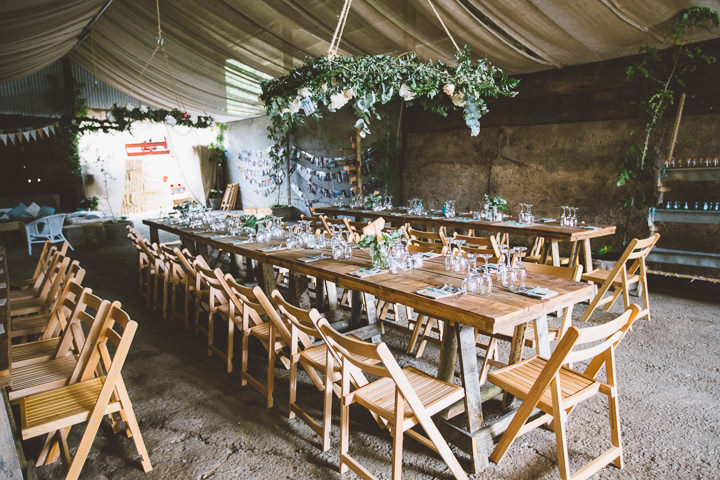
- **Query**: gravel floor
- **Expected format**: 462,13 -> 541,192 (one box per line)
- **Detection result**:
7,231 -> 720,480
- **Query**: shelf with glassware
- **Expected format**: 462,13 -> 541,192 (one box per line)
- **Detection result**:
649,156 -> 720,273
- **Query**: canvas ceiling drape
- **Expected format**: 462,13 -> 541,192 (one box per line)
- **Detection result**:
2,0 -> 719,119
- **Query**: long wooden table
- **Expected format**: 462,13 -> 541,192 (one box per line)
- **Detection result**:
0,245 -> 10,388
314,206 -> 616,274
144,218 -> 595,472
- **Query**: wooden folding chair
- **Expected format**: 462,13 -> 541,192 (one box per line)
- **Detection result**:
163,247 -> 193,326
10,241 -> 69,294
271,290 -> 339,451
195,264 -> 236,372
8,291 -> 112,402
220,183 -> 239,210
407,226 -> 448,254
489,304 -> 641,480
580,234 -> 659,322
19,302 -> 152,479
451,232 -> 501,259
10,279 -> 87,367
523,236 -> 570,265
316,319 -> 468,480
174,248 -> 207,330
232,282 -> 294,408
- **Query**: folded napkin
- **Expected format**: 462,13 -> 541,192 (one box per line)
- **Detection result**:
233,239 -> 256,245
298,254 -> 329,263
509,285 -> 558,299
538,218 -> 556,223
348,267 -> 389,278
419,251 -> 443,259
259,245 -> 288,252
211,233 -> 232,239
580,225 -> 600,230
416,284 -> 462,299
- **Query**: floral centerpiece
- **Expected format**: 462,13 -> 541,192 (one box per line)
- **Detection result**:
483,194 -> 508,221
357,218 -> 403,269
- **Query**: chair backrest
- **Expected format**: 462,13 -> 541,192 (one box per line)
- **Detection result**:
29,241 -> 68,282
45,214 -> 67,235
173,247 -> 198,282
30,246 -> 63,293
408,226 -> 448,253
42,259 -> 85,313
77,302 -> 138,385
270,290 -> 318,349
452,232 -> 501,259
195,264 -> 227,307
216,273 -> 267,329
523,262 -> 582,282
161,245 -> 186,282
42,279 -> 87,339
250,285 -> 296,348
34,253 -> 69,307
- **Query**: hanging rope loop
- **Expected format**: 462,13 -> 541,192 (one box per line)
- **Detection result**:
327,0 -> 353,58
426,0 -> 460,53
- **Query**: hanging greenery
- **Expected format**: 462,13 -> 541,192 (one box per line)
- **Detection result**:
74,104 -> 215,134
260,46 -> 519,181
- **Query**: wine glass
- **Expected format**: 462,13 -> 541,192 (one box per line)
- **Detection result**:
511,247 -> 527,290
478,253 -> 493,295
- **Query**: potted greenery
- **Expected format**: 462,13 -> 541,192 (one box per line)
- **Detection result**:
270,203 -> 299,220
207,188 -> 223,209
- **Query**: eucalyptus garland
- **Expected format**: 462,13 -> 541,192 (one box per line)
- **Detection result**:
74,104 -> 214,134
260,46 -> 519,180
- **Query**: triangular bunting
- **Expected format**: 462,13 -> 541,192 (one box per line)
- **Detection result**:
22,131 -> 31,142
7,134 -> 15,145
29,130 -> 38,141
43,126 -> 50,136
0,134 -> 7,146
48,125 -> 56,136
16,133 -> 23,143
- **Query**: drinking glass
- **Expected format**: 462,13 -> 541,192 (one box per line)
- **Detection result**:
511,247 -> 527,290
478,253 -> 493,295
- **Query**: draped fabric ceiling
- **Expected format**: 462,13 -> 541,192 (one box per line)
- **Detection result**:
2,0 -> 719,119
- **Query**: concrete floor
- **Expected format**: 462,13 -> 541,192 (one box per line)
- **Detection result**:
7,234 -> 720,480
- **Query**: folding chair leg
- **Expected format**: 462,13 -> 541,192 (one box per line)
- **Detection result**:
479,337 -> 498,385
406,314 -> 427,354
415,317 -> 436,358
551,383 -> 571,480
115,379 -> 153,472
391,389 -> 404,480
227,318 -> 234,373
266,344 -> 275,408
241,332 -> 249,387
339,398 -> 350,474
322,368 -> 333,452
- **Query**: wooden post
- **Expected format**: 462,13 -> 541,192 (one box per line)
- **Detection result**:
355,127 -> 362,194
658,93 -> 685,207
285,133 -> 291,206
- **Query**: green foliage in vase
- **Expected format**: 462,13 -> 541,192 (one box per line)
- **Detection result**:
483,194 -> 508,212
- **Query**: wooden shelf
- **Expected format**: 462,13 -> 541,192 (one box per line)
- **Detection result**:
647,248 -> 720,269
650,209 -> 720,224
662,166 -> 720,181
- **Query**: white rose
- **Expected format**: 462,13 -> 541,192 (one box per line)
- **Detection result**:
450,93 -> 465,107
298,87 -> 312,98
329,93 -> 349,110
399,83 -> 415,101
285,97 -> 301,114
321,82 -> 328,92
344,88 -> 354,99
443,83 -> 455,96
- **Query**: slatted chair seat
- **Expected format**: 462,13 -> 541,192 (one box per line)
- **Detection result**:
582,269 -> 640,286
248,322 -> 286,351
21,376 -> 122,439
11,338 -> 61,368
11,312 -> 52,338
9,355 -> 77,401
489,357 -> 604,412
354,366 -> 464,426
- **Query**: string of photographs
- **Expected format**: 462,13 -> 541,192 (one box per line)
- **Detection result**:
290,146 -> 381,207
237,146 -> 381,205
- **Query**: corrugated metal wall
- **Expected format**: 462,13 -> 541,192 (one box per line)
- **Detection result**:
0,60 -> 140,118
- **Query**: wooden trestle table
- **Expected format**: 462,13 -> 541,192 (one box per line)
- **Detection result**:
144,218 -> 595,472
313,206 -> 616,275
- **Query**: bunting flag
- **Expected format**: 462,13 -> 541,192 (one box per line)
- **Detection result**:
0,122 -> 60,147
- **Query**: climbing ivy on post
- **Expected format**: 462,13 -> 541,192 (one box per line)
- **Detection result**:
617,7 -> 720,207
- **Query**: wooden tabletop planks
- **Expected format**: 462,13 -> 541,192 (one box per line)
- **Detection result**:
313,206 -> 616,242
144,220 -> 595,333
